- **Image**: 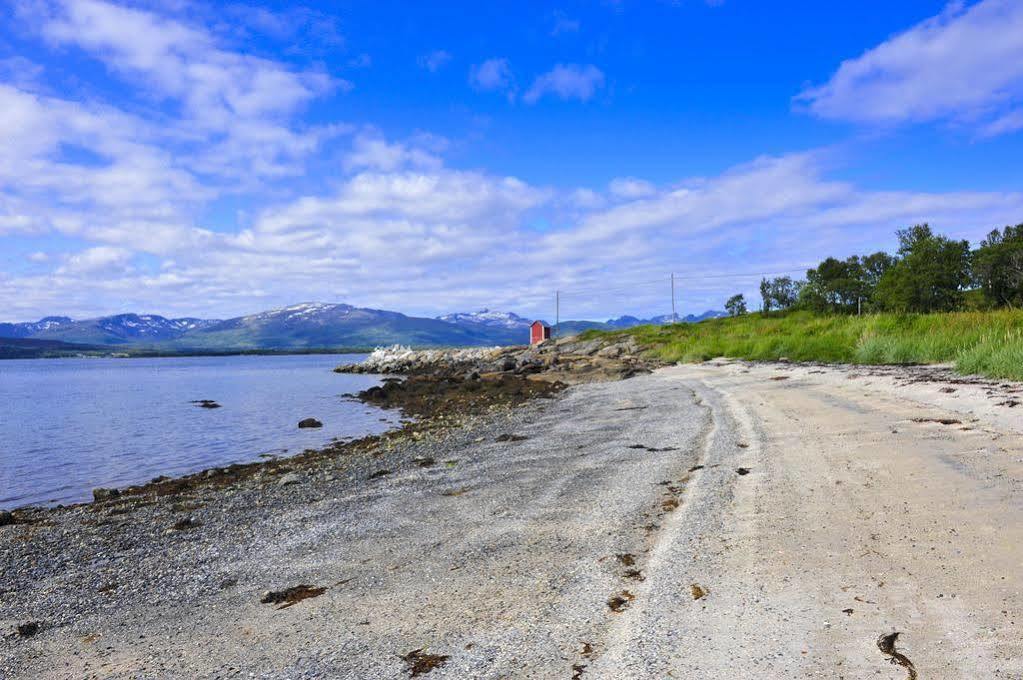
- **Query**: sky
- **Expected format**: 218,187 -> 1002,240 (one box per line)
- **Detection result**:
2,0 -> 1023,322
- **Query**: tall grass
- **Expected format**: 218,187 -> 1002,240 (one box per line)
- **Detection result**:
582,310 -> 1023,380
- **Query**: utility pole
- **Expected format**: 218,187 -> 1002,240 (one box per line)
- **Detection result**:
671,273 -> 677,323
555,290 -> 560,338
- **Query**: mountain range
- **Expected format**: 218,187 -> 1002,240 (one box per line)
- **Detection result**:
0,303 -> 726,354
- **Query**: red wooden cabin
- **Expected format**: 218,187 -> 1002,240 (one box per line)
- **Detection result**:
530,320 -> 551,345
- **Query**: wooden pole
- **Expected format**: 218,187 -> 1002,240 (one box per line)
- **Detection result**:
671,273 -> 676,323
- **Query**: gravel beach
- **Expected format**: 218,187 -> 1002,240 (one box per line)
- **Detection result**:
2,357 -> 1022,678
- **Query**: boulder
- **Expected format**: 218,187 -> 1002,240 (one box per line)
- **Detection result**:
298,418 -> 323,429
0,510 -> 14,526
596,344 -> 624,359
92,487 -> 120,502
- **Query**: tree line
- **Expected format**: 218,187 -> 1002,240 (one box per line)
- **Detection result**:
724,223 -> 1023,316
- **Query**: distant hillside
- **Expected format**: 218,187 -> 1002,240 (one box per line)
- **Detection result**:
0,337 -> 105,359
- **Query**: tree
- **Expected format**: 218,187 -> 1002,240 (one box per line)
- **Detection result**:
873,224 -> 971,312
973,224 -> 1023,308
760,276 -> 802,313
759,278 -> 772,313
725,294 -> 747,317
801,256 -> 866,313
798,252 -> 895,314
861,251 -> 897,292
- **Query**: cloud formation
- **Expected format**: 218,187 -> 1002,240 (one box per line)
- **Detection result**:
2,0 -> 1022,324
419,50 -> 452,72
469,58 -> 514,94
797,0 -> 1023,136
524,64 -> 604,103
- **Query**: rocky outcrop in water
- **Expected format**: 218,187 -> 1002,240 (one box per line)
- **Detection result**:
336,335 -> 655,384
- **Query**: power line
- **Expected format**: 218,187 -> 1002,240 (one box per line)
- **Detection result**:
549,265 -> 814,298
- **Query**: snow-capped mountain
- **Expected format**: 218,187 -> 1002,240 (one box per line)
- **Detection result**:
0,313 -> 221,345
94,314 -> 221,339
0,316 -> 73,338
179,302 -> 502,349
437,309 -> 533,329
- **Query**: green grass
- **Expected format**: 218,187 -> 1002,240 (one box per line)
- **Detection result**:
581,310 -> 1023,381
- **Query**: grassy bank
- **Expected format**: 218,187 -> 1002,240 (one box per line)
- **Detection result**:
584,310 -> 1023,380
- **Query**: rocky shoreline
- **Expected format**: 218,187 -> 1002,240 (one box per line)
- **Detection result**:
335,335 -> 657,384
1,333 -> 657,674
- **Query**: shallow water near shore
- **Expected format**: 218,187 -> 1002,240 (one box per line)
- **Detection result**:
0,353 -> 399,509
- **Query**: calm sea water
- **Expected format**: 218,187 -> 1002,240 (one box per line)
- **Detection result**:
0,354 -> 400,509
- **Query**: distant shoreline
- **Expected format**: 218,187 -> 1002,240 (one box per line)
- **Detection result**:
0,345 -> 379,360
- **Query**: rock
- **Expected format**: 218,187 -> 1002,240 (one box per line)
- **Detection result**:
298,418 -> 323,429
92,487 -> 120,502
596,344 -> 625,359
0,510 -> 14,527
278,472 -> 302,486
16,622 -> 40,638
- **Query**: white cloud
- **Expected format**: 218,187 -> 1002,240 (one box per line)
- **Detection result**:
26,0 -> 342,177
344,133 -> 442,172
57,245 -> 133,274
419,50 -> 452,72
38,0 -> 335,119
608,178 -> 656,199
524,64 -> 604,104
470,58 -> 514,93
797,0 -> 1023,135
981,110 -> 1023,137
0,56 -> 46,90
7,141 -> 1022,322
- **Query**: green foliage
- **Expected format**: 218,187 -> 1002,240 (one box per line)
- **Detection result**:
873,224 -> 971,312
800,252 -> 895,313
973,224 -> 1023,308
801,256 -> 864,313
724,294 -> 747,317
759,276 -> 802,313
584,309 -> 1023,381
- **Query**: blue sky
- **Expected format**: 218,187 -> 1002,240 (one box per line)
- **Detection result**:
2,0 -> 1023,321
